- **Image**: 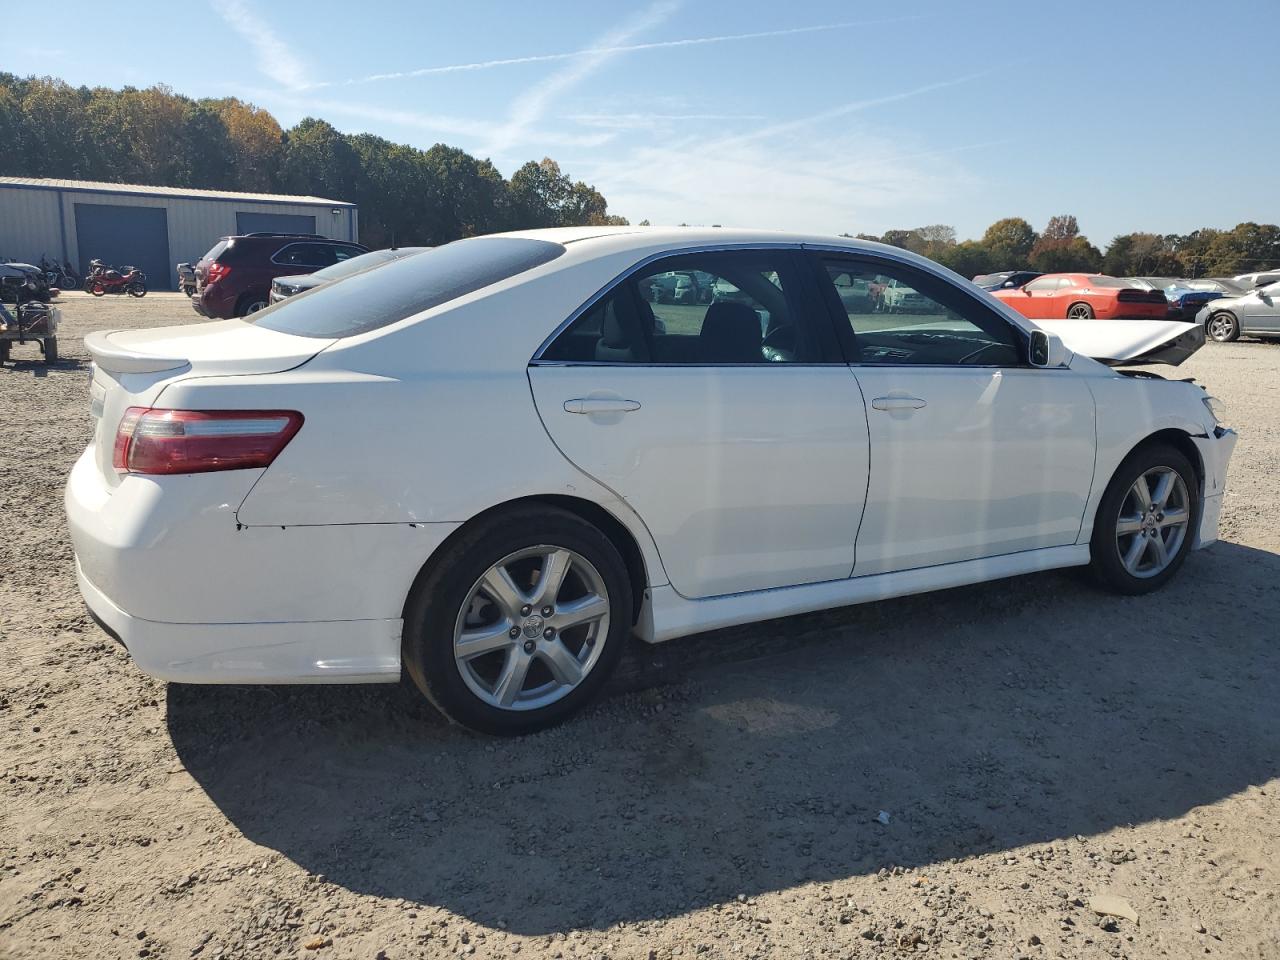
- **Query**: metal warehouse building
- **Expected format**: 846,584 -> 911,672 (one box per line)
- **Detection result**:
0,177 -> 358,291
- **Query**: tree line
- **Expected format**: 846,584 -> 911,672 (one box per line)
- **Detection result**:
850,216 -> 1280,279
0,75 -> 628,248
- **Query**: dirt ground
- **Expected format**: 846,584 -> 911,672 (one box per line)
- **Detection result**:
1,293 -> 1277,960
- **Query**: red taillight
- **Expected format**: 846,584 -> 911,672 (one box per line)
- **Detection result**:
112,408 -> 303,475
205,262 -> 231,284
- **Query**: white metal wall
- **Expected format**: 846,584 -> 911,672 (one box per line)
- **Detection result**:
0,185 -> 358,289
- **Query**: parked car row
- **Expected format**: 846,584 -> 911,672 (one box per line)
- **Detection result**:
970,267 -> 1279,341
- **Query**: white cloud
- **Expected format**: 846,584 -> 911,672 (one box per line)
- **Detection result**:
317,16 -> 921,89
215,0 -> 311,90
482,0 -> 680,158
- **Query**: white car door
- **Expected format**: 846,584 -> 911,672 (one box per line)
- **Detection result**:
529,250 -> 869,600
814,255 -> 1096,576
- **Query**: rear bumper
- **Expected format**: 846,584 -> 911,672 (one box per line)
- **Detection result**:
76,559 -> 401,683
65,445 -> 460,683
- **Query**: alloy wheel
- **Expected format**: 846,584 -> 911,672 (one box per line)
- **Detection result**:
1114,466 -> 1190,578
453,546 -> 611,711
1208,314 -> 1235,341
1067,304 -> 1093,319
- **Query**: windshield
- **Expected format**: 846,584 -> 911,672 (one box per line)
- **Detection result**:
309,247 -> 429,282
250,237 -> 565,338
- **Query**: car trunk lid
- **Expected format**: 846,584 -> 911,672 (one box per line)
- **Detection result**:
85,320 -> 335,487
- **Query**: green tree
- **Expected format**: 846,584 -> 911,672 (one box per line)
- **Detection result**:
1102,233 -> 1180,277
981,217 -> 1038,267
281,118 -> 365,202
935,240 -> 994,278
1029,235 -> 1102,273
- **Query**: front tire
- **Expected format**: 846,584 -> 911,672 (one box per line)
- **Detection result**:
1207,311 -> 1239,342
90,283 -> 105,297
402,506 -> 633,735
1066,302 -> 1095,319
1089,442 -> 1199,595
42,337 -> 57,363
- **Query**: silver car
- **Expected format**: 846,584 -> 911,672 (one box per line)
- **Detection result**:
1199,280 -> 1280,342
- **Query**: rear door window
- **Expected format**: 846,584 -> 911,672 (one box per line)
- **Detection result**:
540,251 -> 829,364
250,237 -> 565,338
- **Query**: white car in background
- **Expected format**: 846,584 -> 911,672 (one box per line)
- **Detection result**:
67,228 -> 1236,734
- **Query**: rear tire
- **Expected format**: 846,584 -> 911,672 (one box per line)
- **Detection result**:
402,506 -> 633,735
1089,442 -> 1199,595
237,295 -> 268,316
126,282 -> 146,297
42,337 -> 57,364
1207,311 -> 1240,342
90,283 -> 105,297
1066,302 -> 1095,319
0,341 -> 9,363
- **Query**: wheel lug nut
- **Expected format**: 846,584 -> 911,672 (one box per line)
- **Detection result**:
543,627 -> 555,639
541,606 -> 553,617
522,640 -> 535,654
508,626 -> 520,639
520,605 -> 532,617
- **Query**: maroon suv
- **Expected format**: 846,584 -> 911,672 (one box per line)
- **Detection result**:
192,233 -> 368,318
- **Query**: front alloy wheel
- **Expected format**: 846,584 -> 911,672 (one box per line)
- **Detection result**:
1113,467 -> 1190,579
1089,442 -> 1199,595
1207,312 -> 1239,342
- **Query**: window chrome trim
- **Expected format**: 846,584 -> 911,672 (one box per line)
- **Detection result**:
531,239 -> 1040,366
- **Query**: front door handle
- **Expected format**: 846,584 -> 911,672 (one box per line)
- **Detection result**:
564,398 -> 641,415
871,396 -> 927,411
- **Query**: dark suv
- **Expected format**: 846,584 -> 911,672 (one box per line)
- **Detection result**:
192,233 -> 367,318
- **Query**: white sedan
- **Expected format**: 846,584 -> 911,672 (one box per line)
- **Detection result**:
67,228 -> 1237,734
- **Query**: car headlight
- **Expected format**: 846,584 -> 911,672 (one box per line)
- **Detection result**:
1202,395 -> 1227,425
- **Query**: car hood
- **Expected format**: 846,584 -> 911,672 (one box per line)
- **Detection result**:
1043,318 -> 1206,366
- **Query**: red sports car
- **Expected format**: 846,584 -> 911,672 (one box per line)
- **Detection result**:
991,273 -> 1168,320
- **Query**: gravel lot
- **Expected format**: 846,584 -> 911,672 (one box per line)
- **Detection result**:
2,293 -> 1277,960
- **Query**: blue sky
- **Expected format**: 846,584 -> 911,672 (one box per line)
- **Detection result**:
12,0 -> 1277,243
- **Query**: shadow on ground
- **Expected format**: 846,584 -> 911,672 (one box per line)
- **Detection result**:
168,541 -> 1280,934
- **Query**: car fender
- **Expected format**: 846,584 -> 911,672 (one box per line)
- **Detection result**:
1075,373 -> 1215,545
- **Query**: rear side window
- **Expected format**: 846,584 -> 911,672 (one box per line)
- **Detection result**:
250,237 -> 565,338
203,240 -> 230,262
540,251 -> 823,364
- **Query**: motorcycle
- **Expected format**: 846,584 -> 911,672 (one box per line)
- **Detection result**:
88,263 -> 147,297
176,261 -> 197,297
39,255 -> 78,290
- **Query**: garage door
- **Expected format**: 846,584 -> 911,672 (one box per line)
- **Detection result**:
74,204 -> 173,290
236,212 -> 317,236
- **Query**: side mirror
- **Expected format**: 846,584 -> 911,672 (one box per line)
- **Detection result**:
1029,329 -> 1070,368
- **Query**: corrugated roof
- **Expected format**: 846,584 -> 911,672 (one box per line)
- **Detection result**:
0,177 -> 355,207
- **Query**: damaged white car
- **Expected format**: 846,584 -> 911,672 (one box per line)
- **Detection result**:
66,228 -> 1236,734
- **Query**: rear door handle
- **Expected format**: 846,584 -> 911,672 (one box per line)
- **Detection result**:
563,398 -> 641,415
871,396 -> 927,411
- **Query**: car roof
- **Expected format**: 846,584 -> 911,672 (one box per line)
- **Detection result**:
493,225 -> 954,268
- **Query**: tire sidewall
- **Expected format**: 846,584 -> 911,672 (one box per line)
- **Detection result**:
403,508 -> 634,735
1090,443 -> 1201,594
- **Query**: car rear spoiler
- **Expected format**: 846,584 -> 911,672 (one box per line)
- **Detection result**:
84,330 -> 190,375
